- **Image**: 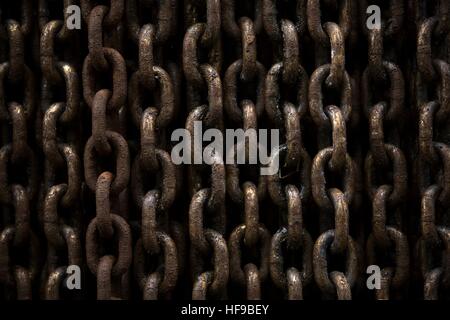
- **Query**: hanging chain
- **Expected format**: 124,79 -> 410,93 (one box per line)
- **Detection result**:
414,0 -> 450,300
0,0 -> 39,300
0,0 -> 447,301
127,0 -> 181,300
360,0 -> 410,300
81,0 -> 132,300
183,0 -> 229,300
263,0 -> 312,301
306,0 -> 361,300
39,0 -> 83,300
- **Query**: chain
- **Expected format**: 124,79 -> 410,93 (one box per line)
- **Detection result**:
359,0 -> 410,300
39,0 -> 83,300
0,0 -> 448,301
0,0 -> 39,300
414,0 -> 450,300
306,0 -> 362,300
183,0 -> 229,300
222,0 -> 272,300
262,0 -> 312,300
127,0 -> 182,300
82,0 -> 132,300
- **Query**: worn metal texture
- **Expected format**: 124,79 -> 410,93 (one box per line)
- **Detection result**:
0,0 -> 449,300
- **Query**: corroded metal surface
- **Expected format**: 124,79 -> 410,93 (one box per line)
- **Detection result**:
0,0 -> 448,300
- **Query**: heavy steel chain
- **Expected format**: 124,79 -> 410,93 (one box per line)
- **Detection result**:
183,0 -> 229,300
0,0 -> 39,300
40,0 -> 83,300
414,0 -> 450,300
0,0 -> 448,301
360,0 -> 409,300
307,0 -> 361,300
82,0 -> 132,300
263,0 -> 312,300
128,0 -> 181,300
